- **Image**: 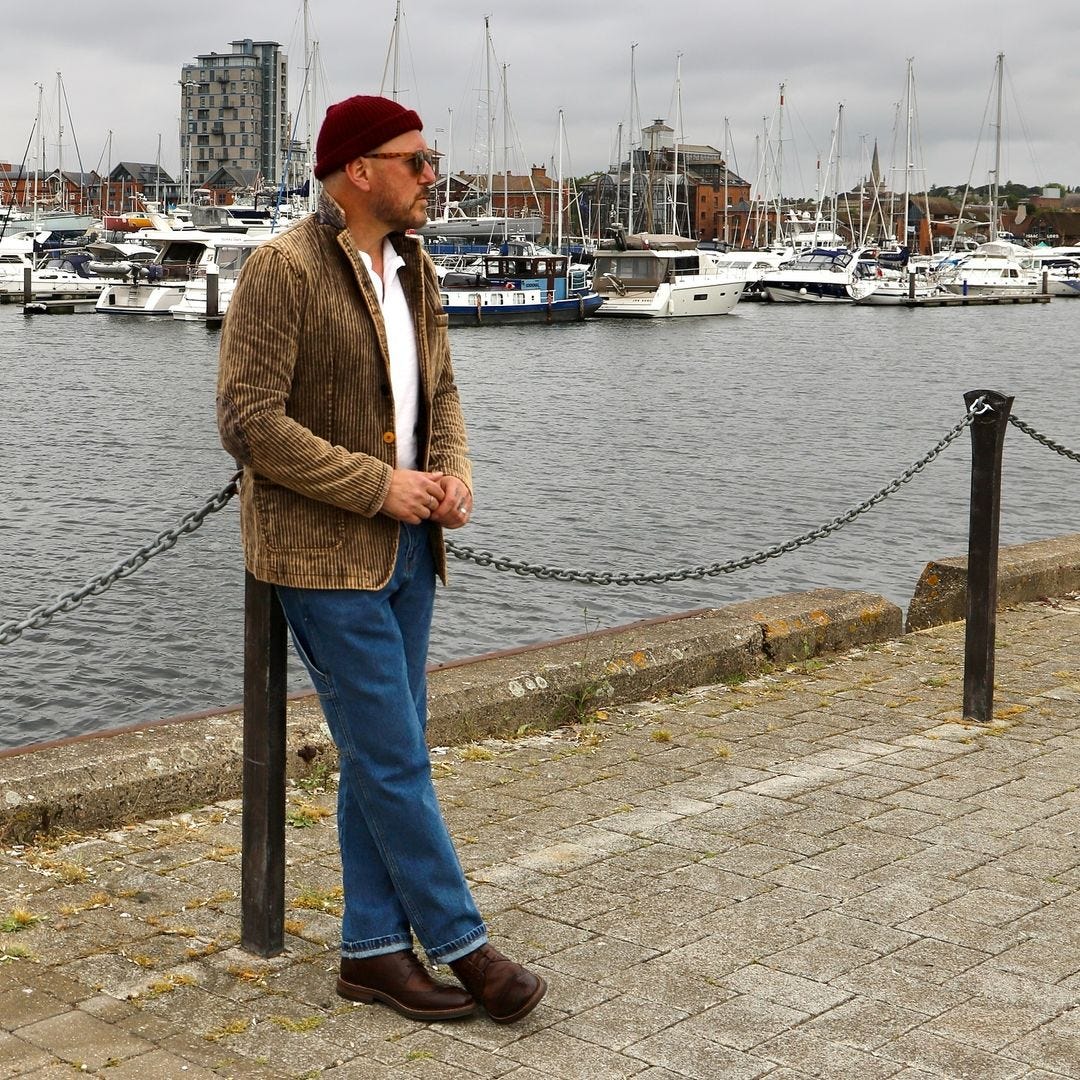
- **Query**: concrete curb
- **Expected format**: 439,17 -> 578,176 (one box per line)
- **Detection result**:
0,587 -> 900,843
906,533 -> 1080,631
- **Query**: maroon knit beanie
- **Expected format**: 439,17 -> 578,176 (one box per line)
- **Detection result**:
314,95 -> 423,180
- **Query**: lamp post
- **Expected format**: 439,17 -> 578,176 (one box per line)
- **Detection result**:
180,80 -> 197,205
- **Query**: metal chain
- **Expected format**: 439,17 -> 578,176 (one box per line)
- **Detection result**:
0,474 -> 240,646
446,402 -> 982,587
1008,414 -> 1080,463
3,398 -> 997,643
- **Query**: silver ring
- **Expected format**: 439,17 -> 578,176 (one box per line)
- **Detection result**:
457,502 -> 467,514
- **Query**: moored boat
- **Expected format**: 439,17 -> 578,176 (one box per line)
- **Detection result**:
0,237 -> 102,300
591,234 -> 747,317
760,247 -> 880,303
935,241 -> 1041,297
96,231 -> 263,317
439,246 -> 601,325
1019,250 -> 1080,297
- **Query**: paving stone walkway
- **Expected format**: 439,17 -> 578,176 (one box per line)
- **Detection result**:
1,599 -> 1078,1079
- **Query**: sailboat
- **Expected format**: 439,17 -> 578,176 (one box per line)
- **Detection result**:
936,54 -> 1041,297
857,59 -> 946,305
417,17 -> 543,243
759,103 -> 881,303
2,78 -> 95,241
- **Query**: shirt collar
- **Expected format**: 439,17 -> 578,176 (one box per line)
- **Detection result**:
354,237 -> 406,284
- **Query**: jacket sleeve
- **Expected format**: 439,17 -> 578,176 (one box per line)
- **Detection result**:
216,243 -> 393,516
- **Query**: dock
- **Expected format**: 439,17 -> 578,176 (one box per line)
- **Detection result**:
901,292 -> 1052,307
22,297 -> 101,315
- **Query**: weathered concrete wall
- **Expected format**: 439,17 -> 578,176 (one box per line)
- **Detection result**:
907,534 -> 1080,631
0,587 -> 900,842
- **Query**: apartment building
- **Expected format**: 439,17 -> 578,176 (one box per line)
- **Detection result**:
179,39 -> 291,196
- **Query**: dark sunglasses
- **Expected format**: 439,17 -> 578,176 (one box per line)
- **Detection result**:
363,149 -> 437,175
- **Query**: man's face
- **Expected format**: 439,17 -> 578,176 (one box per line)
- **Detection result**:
364,132 -> 435,232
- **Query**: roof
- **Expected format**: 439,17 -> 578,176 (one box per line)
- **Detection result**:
204,165 -> 260,189
110,162 -> 177,185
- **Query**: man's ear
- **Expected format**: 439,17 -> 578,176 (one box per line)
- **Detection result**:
343,157 -> 372,189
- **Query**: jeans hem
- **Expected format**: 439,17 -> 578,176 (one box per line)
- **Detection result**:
341,935 -> 413,960
426,925 -> 488,965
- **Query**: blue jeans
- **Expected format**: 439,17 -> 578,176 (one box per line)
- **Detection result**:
276,523 -> 487,964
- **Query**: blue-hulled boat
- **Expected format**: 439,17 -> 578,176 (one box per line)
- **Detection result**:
438,245 -> 602,326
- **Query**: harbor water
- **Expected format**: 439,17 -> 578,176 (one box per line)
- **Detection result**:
1,298 -> 1077,749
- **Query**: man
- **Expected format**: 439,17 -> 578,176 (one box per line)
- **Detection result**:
217,95 -> 546,1024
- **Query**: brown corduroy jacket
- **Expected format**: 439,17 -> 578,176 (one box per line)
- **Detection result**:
216,193 -> 471,590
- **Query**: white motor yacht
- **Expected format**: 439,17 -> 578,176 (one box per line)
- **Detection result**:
760,248 -> 880,303
96,232 -> 263,317
0,237 -> 102,300
169,239 -> 264,321
935,242 -> 1041,297
1018,249 -> 1080,297
592,235 -> 746,317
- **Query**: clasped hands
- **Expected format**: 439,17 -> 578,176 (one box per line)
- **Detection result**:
381,469 -> 472,528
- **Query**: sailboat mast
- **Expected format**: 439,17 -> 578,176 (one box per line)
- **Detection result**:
501,62 -> 510,242
556,109 -> 565,252
722,117 -> 730,246
776,83 -> 785,246
34,82 -> 44,216
834,103 -> 843,243
991,51 -> 1004,242
626,42 -> 637,233
671,53 -> 683,235
55,73 -> 64,208
443,107 -> 452,222
304,0 -> 317,211
392,0 -> 401,99
613,121 -> 623,226
484,17 -> 495,219
903,57 -> 914,248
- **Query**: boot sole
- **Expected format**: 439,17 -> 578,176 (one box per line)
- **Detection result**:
336,976 -> 477,1021
488,975 -> 548,1024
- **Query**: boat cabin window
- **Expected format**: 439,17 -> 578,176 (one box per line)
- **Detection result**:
484,255 -> 565,279
213,246 -> 256,273
593,255 -> 664,287
671,255 -> 701,275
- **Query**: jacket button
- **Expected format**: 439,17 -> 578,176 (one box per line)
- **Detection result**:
382,431 -> 396,444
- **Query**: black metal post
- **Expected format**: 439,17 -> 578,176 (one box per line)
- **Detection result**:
962,389 -> 1013,723
206,265 -> 220,320
240,571 -> 288,956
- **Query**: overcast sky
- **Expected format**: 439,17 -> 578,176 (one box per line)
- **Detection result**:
5,1 -> 1079,199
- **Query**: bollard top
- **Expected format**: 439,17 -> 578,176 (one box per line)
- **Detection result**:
964,389 -> 1014,421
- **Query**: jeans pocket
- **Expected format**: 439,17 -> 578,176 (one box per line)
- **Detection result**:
277,590 -> 337,701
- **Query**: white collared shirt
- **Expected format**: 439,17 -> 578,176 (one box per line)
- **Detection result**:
356,238 -> 419,470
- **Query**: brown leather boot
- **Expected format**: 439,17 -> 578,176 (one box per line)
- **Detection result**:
449,943 -> 546,1023
337,950 -> 476,1021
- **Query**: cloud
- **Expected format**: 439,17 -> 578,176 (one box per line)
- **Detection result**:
4,1 -> 1078,197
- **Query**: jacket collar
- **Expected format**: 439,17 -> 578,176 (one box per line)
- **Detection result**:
316,189 -> 419,263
